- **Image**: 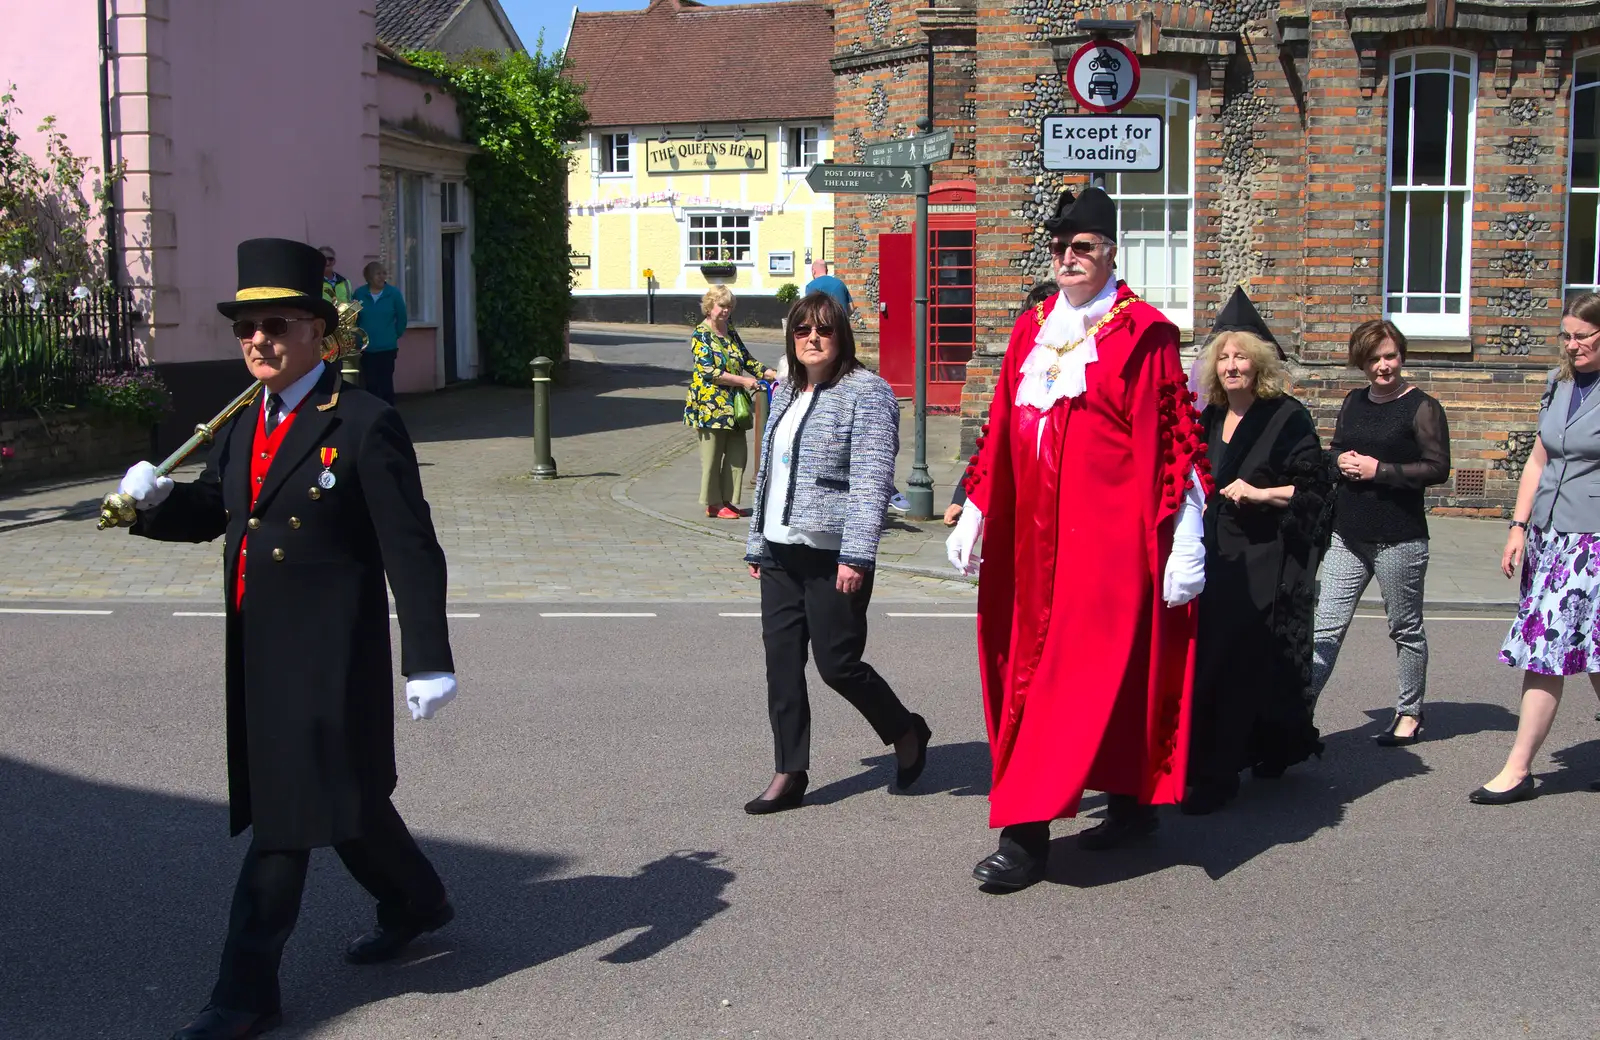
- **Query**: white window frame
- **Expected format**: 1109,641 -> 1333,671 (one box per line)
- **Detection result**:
1565,48 -> 1600,301
439,180 -> 466,229
1105,71 -> 1195,330
783,125 -> 820,171
685,212 -> 756,265
395,170 -> 436,324
597,131 -> 631,177
1384,48 -> 1476,338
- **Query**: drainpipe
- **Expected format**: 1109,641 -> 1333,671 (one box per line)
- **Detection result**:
97,0 -> 122,299
926,39 -> 935,129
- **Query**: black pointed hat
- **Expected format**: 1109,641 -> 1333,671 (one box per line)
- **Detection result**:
1210,285 -> 1286,360
216,238 -> 339,332
1045,186 -> 1118,241
1041,189 -> 1076,234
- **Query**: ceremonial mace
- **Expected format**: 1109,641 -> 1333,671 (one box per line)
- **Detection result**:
97,301 -> 368,529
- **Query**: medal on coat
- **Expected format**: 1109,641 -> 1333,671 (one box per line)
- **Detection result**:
318,447 -> 338,490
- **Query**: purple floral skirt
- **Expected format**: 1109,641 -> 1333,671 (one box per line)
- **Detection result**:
1500,528 -> 1600,676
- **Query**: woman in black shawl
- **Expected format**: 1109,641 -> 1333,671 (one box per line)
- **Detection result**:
1184,289 -> 1335,814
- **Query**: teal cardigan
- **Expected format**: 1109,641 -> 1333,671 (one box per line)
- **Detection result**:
352,284 -> 408,352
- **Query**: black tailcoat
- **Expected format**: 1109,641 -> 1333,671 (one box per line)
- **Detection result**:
133,364 -> 452,849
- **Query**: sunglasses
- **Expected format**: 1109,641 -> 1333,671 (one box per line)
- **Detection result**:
233,316 -> 316,340
1557,329 -> 1600,344
1049,237 -> 1104,258
791,323 -> 835,339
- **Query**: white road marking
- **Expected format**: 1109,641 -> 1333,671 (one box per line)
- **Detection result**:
540,612 -> 658,618
173,611 -> 225,617
389,613 -> 481,619
0,608 -> 113,615
885,612 -> 976,618
718,612 -> 761,617
1355,614 -> 1510,622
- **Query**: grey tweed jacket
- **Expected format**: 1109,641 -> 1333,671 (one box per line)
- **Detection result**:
744,367 -> 900,570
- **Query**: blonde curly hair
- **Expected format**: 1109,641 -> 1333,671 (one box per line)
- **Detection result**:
1199,330 -> 1290,407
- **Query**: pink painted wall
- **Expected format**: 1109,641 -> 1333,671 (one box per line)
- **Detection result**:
394,327 -> 439,394
377,69 -> 461,137
160,0 -> 378,364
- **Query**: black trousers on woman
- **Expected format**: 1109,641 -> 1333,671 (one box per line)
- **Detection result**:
760,542 -> 913,773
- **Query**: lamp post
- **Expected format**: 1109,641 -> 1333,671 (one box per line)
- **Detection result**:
905,118 -> 936,521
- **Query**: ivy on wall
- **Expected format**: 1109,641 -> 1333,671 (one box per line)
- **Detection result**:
408,50 -> 587,384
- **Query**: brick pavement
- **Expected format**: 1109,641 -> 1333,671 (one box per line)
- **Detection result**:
0,360 -> 976,603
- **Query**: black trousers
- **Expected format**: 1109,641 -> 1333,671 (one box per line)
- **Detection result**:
211,798 -> 445,1012
760,542 -> 913,773
361,349 -> 398,405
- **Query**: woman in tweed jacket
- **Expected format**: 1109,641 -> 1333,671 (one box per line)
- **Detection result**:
740,292 -> 933,814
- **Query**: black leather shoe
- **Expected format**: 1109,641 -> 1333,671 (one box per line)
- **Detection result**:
896,715 -> 933,790
170,1005 -> 282,1040
744,771 -> 807,815
1469,776 -> 1537,805
972,848 -> 1046,890
1077,805 -> 1158,851
1376,714 -> 1424,747
345,900 -> 455,965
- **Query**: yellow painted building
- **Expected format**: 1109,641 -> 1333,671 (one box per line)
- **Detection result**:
563,0 -> 836,327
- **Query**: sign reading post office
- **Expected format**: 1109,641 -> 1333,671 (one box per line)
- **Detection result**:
645,136 -> 768,175
1041,115 -> 1163,172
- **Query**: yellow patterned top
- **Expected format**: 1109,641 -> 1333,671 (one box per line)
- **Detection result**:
684,322 -> 767,429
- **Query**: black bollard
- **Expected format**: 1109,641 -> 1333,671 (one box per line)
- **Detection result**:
530,356 -> 557,480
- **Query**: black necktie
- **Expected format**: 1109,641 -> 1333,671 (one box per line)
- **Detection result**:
264,394 -> 282,435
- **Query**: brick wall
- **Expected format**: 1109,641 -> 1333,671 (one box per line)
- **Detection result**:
0,412 -> 152,489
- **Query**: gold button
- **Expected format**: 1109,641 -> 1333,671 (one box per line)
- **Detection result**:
256,476 -> 263,484
271,548 -> 284,562
309,487 -> 321,500
259,452 -> 269,460
247,518 -> 261,530
241,548 -> 248,557
289,517 -> 301,529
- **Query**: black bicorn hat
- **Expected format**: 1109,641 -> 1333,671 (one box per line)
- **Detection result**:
216,238 -> 340,332
1210,285 -> 1286,360
1045,186 -> 1118,241
1041,189 -> 1076,234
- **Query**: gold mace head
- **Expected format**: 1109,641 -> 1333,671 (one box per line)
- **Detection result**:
321,298 -> 370,362
97,491 -> 138,529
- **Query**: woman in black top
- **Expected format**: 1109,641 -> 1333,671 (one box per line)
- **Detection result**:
1184,290 -> 1334,814
1309,320 -> 1451,745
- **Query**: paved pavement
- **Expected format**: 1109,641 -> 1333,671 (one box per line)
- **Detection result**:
9,604 -> 1600,1040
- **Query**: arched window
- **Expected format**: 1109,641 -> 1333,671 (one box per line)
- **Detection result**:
1385,50 -> 1476,337
1565,51 -> 1600,303
1106,72 -> 1194,329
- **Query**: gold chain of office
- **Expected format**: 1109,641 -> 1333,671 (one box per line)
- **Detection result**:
1034,296 -> 1138,382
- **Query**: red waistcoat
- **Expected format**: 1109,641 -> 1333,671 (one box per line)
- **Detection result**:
235,400 -> 301,609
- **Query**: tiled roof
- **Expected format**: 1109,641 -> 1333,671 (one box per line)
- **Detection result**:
374,0 -> 470,51
565,0 -> 834,128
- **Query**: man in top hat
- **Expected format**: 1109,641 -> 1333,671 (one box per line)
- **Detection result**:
114,238 -> 458,1038
945,187 -> 1211,890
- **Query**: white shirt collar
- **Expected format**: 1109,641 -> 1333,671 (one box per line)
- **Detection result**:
266,362 -> 327,417
1015,276 -> 1120,411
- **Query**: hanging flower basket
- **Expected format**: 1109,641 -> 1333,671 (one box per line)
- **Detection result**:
699,263 -> 736,278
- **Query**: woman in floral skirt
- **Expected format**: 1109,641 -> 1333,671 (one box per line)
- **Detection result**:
1472,292 -> 1600,804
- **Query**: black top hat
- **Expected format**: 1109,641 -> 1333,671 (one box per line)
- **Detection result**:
1045,186 -> 1118,241
1041,189 -> 1076,234
216,238 -> 340,332
1210,286 -> 1286,360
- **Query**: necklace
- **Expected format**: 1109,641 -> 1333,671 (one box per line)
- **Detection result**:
1573,377 -> 1597,411
1037,297 -> 1136,384
1368,380 -> 1408,404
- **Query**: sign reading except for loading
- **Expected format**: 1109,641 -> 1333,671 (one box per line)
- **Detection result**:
1040,115 -> 1163,172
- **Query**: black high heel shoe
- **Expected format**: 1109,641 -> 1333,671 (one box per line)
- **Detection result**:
896,714 -> 933,790
1375,714 -> 1424,747
744,771 -> 807,815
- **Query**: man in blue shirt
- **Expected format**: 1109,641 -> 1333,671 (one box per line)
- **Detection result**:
803,260 -> 851,315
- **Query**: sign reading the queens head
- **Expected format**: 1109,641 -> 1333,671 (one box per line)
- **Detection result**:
646,136 -> 768,175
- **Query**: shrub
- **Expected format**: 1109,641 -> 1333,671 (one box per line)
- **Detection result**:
84,369 -> 170,425
775,283 -> 800,304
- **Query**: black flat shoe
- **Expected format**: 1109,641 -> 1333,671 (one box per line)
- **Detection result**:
170,1005 -> 282,1040
1469,776 -> 1537,805
1376,715 -> 1424,747
896,715 -> 933,790
345,900 -> 454,965
744,771 -> 807,815
1077,801 -> 1158,851
971,848 -> 1046,891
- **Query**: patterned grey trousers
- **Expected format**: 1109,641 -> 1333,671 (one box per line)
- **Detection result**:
1310,533 -> 1431,717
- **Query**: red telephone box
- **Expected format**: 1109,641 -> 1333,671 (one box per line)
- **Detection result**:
877,181 -> 977,410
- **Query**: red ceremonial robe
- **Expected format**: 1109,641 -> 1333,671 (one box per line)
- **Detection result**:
962,282 -> 1210,828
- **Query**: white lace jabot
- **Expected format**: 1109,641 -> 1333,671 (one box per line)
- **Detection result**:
1015,278 -> 1119,411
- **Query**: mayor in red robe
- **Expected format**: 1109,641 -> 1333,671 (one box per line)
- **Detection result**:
945,188 -> 1212,891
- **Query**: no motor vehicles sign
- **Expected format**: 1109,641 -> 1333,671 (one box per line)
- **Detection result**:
1041,115 -> 1163,172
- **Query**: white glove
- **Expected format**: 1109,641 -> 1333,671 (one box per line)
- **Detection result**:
118,460 -> 174,511
1162,468 -> 1206,607
406,671 -> 457,720
945,502 -> 984,576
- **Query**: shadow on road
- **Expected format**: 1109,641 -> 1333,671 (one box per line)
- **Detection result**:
0,757 -> 733,1037
808,739 -> 993,806
1545,738 -> 1600,793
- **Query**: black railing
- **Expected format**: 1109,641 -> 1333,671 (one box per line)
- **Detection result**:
0,287 -> 144,415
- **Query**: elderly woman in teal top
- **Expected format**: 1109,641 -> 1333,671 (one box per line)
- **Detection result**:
353,261 -> 408,405
685,286 -> 776,519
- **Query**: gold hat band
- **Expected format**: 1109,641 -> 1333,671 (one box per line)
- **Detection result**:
235,286 -> 307,301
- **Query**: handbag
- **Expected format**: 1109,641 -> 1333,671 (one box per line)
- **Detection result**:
731,389 -> 754,430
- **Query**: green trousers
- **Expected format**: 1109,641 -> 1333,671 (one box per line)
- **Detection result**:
697,427 -> 749,507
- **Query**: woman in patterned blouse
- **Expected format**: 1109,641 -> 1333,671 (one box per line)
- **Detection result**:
684,286 -> 776,519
